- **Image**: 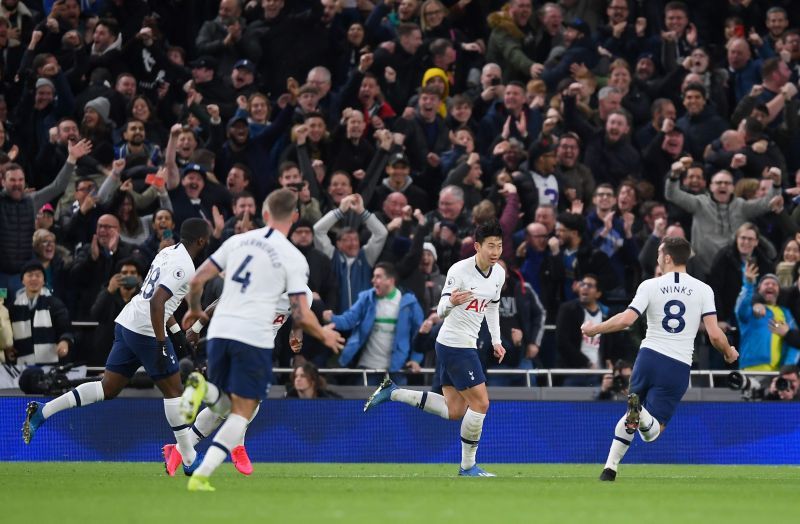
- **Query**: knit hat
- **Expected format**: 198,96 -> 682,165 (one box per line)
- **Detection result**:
423,242 -> 438,262
758,273 -> 779,287
35,78 -> 55,91
39,203 -> 55,215
85,96 -> 111,124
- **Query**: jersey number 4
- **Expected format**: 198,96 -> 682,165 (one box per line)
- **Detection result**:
662,299 -> 686,334
232,255 -> 253,293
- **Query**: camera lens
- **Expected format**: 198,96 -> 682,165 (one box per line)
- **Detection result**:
776,377 -> 790,392
728,371 -> 745,390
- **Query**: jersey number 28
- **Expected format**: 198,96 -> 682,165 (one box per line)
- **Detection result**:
141,266 -> 161,300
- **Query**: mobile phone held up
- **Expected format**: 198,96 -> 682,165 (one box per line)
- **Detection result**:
162,229 -> 173,240
145,173 -> 166,188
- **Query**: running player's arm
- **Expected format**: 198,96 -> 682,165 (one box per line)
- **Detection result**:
582,308 -> 639,337
181,259 -> 222,330
149,287 -> 172,342
288,293 -> 344,353
701,286 -> 739,364
583,280 -> 649,337
437,266 -> 469,318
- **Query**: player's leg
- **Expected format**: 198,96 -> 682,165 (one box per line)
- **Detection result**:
155,372 -> 200,472
189,342 -> 269,491
599,395 -> 640,481
600,352 -> 654,481
364,347 -> 452,419
24,371 -> 129,444
455,382 -> 493,476
190,393 -> 258,490
434,344 -> 493,476
23,325 -> 137,444
230,401 -> 259,476
638,351 -> 690,443
180,341 -> 232,422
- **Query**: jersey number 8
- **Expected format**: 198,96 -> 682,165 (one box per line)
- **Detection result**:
662,299 -> 686,334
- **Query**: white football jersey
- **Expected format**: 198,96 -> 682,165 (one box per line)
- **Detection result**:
272,286 -> 313,337
437,256 -> 505,348
206,227 -> 309,349
628,271 -> 716,365
116,244 -> 196,337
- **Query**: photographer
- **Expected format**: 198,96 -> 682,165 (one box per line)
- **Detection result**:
87,259 -> 143,366
764,365 -> 800,401
595,360 -> 633,401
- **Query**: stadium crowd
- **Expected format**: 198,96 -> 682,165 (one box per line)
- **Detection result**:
0,0 -> 799,395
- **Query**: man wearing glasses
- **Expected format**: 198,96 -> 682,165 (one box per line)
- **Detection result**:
665,157 -> 781,279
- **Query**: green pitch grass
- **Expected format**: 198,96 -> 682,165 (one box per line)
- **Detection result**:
3,463 -> 798,524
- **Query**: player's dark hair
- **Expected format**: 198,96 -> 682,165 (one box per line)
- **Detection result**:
475,221 -> 503,243
265,188 -> 298,221
180,218 -> 210,244
661,237 -> 692,265
374,261 -> 398,280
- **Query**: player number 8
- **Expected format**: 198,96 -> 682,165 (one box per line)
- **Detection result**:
662,299 -> 686,334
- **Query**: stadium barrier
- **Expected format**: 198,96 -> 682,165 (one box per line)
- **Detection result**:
1,397 -> 797,464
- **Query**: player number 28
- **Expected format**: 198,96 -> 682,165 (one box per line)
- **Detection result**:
141,266 -> 161,300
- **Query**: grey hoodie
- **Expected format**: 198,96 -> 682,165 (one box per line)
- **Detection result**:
665,176 -> 779,277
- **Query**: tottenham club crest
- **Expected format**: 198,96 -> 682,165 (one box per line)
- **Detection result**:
173,268 -> 185,280
447,276 -> 455,287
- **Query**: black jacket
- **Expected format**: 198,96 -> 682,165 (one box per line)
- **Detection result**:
555,299 -> 609,369
708,243 -> 774,324
70,241 -> 141,320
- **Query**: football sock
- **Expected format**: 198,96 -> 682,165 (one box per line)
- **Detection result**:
204,381 -> 231,418
604,415 -> 632,471
190,408 -> 224,446
460,408 -> 486,469
194,414 -> 248,478
638,406 -> 661,442
42,381 -> 105,419
237,403 -> 260,447
163,397 -> 197,466
390,389 -> 449,419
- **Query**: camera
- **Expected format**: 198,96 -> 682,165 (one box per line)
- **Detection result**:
19,363 -> 94,395
121,276 -> 139,289
490,77 -> 502,86
728,371 -> 765,401
776,377 -> 791,392
611,374 -> 629,393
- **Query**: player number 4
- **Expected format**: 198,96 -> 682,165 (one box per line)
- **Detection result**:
232,255 -> 253,293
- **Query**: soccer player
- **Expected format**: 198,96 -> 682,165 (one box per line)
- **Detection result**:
581,237 -> 739,481
162,286 -> 311,476
22,219 -> 212,475
179,188 -> 344,492
363,222 -> 507,477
